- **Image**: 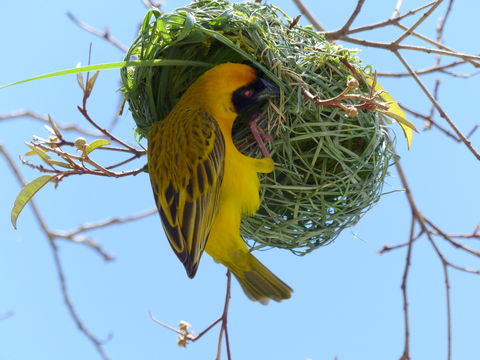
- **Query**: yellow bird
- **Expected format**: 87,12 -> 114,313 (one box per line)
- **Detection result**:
148,63 -> 292,304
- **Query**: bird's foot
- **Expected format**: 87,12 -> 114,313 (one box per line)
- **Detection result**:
248,111 -> 272,158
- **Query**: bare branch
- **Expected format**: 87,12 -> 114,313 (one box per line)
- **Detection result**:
400,104 -> 459,141
0,145 -> 111,360
398,215 -> 416,360
393,0 -> 443,44
394,50 -> 480,160
59,209 -> 157,238
336,0 -> 366,35
339,1 -> 436,36
442,263 -> 452,360
291,0 -> 325,31
66,12 -> 128,53
77,102 -> 142,156
394,23 -> 480,68
378,59 -> 473,77
0,110 -> 102,136
149,270 -> 232,358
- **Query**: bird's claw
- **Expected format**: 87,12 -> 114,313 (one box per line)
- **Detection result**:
248,111 -> 272,158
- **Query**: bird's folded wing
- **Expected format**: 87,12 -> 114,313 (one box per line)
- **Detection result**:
149,110 -> 225,278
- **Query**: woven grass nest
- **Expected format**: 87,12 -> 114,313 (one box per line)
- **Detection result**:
121,0 -> 395,255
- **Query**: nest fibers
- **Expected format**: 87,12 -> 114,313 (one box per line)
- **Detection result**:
121,0 -> 395,255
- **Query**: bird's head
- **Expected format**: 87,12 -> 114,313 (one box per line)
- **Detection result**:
191,63 -> 279,129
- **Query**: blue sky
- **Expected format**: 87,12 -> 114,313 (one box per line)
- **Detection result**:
1,1 -> 479,360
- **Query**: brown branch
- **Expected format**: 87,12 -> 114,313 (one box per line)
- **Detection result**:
53,233 -> 114,261
0,145 -> 111,360
338,35 -> 480,63
300,74 -> 388,120
443,263 -> 452,360
291,0 -> 325,31
66,12 -> 128,53
215,271 -> 232,360
149,270 -> 232,359
438,225 -> 480,240
400,104 -> 461,141
398,215 -> 416,360
378,228 -> 424,254
393,0 -> 443,44
336,0 -> 366,35
0,110 -> 102,136
106,154 -> 146,170
393,50 -> 480,160
77,103 -> 142,156
378,59 -> 473,78
59,209 -> 157,238
49,239 -> 113,359
393,23 -> 480,68
23,141 -> 145,179
336,1 -> 436,37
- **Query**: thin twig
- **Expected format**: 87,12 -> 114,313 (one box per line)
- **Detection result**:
336,0 -> 366,36
59,209 -> 157,238
393,0 -> 443,44
443,263 -> 452,360
378,59 -> 472,77
66,12 -> 128,53
77,103 -> 142,156
216,271 -> 232,360
400,104 -> 460,141
0,110 -> 102,136
393,23 -> 480,68
338,1 -> 436,36
149,270 -> 233,358
0,145 -> 111,360
398,214 -> 416,360
394,50 -> 480,160
291,0 -> 325,31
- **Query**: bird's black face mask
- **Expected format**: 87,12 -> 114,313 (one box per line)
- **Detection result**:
231,75 -> 279,115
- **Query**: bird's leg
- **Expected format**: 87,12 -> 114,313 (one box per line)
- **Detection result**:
248,111 -> 272,158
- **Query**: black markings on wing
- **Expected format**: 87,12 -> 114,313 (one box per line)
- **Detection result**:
148,110 -> 225,278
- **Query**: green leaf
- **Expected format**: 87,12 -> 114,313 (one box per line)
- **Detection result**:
47,160 -> 73,169
11,175 -> 52,229
85,139 -> 110,155
26,143 -> 50,161
0,59 -> 211,90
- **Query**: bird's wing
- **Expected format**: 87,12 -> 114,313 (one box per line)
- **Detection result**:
148,110 -> 225,278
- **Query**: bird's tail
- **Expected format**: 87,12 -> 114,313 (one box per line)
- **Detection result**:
230,253 -> 293,305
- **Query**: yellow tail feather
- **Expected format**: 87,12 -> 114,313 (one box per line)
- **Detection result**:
231,253 -> 293,305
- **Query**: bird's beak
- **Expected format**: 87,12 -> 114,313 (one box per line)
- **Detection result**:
257,77 -> 280,101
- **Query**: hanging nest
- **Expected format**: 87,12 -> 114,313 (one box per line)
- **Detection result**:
121,0 -> 395,255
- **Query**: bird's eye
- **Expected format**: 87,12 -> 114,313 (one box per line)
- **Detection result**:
242,89 -> 255,98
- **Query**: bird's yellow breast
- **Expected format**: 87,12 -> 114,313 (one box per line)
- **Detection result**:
220,140 -> 262,215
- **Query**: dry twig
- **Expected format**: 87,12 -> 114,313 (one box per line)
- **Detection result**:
150,271 -> 233,359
